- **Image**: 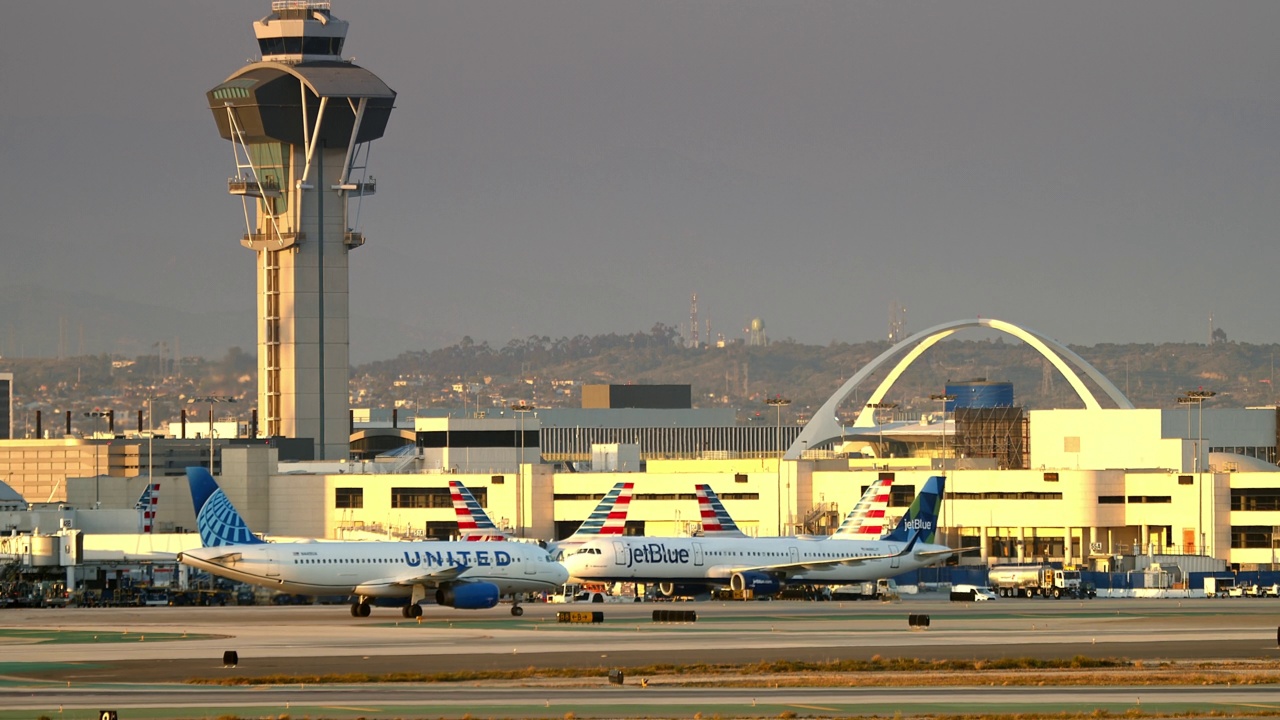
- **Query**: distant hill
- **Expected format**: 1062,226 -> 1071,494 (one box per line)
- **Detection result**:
4,322 -> 1276,436
353,327 -> 1280,420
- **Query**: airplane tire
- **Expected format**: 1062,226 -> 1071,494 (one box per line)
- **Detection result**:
358,603 -> 371,618
350,603 -> 360,617
411,604 -> 423,618
512,605 -> 524,617
400,606 -> 411,619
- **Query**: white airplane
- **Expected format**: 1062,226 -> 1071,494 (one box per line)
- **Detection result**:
177,467 -> 568,618
564,476 -> 955,597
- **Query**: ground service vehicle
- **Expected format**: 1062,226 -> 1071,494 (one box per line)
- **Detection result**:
1204,576 -> 1235,598
988,564 -> 1086,598
950,584 -> 998,602
830,578 -> 898,601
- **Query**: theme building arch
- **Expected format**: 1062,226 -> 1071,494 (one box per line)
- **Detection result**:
785,318 -> 1133,459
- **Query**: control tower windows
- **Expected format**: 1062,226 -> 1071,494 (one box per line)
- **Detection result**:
258,36 -> 344,58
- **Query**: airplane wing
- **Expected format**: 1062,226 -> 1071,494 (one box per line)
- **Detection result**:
916,546 -> 979,559
197,551 -> 244,564
356,565 -> 472,591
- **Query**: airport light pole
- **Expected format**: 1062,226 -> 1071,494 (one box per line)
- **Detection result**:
189,396 -> 237,474
84,410 -> 110,507
930,393 -> 956,544
866,402 -> 898,463
511,402 -> 533,537
1178,389 -> 1216,555
766,395 -> 792,534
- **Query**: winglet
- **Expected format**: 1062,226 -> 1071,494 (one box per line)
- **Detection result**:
185,466 -> 265,547
882,476 -> 945,544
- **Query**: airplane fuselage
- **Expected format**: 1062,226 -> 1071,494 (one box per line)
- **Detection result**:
563,535 -> 950,586
179,540 -> 565,598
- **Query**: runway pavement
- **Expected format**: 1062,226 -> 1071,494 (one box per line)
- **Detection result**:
2,595 -> 1279,718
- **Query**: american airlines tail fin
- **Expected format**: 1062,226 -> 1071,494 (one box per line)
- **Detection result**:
830,477 -> 893,540
449,480 -> 509,541
545,481 -> 634,560
881,476 -> 945,545
570,481 -> 633,538
694,484 -> 747,538
185,466 -> 265,547
135,479 -> 160,534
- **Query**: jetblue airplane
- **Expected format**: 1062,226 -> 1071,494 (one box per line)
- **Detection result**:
177,467 -> 568,618
564,476 -> 955,597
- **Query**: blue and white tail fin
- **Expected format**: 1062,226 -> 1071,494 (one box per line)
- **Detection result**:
450,479 -> 509,541
695,484 -> 747,538
135,479 -> 160,534
882,476 -> 945,544
830,477 -> 893,540
185,466 -> 265,547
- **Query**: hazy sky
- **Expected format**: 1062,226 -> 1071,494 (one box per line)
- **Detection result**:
3,1 -> 1278,361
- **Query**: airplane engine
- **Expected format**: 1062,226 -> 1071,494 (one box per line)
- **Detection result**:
436,582 -> 500,610
657,582 -> 705,598
729,571 -> 782,596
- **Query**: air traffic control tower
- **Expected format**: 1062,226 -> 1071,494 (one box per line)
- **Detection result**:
207,2 -> 395,460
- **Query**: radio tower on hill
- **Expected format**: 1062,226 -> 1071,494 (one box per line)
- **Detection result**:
690,293 -> 700,348
206,1 -> 396,459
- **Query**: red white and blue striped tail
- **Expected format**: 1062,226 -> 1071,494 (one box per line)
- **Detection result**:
135,480 -> 160,534
830,476 -> 894,540
572,481 -> 634,537
695,483 -> 747,537
449,479 -> 509,541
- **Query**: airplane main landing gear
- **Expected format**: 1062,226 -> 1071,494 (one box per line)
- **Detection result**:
401,603 -> 423,619
350,600 -> 372,617
511,604 -> 524,617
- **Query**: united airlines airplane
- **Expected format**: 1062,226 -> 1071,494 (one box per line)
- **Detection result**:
564,476 -> 955,597
177,468 -> 568,618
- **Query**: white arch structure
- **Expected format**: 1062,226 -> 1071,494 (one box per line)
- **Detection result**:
785,318 -> 1133,459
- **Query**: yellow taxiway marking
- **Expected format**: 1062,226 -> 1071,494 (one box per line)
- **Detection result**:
790,704 -> 842,712
323,706 -> 384,712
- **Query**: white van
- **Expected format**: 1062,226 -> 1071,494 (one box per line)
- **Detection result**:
950,584 -> 998,602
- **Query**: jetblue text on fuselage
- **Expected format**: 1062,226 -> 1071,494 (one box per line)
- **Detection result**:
403,549 -> 512,568
903,519 -> 933,531
627,542 -> 690,568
